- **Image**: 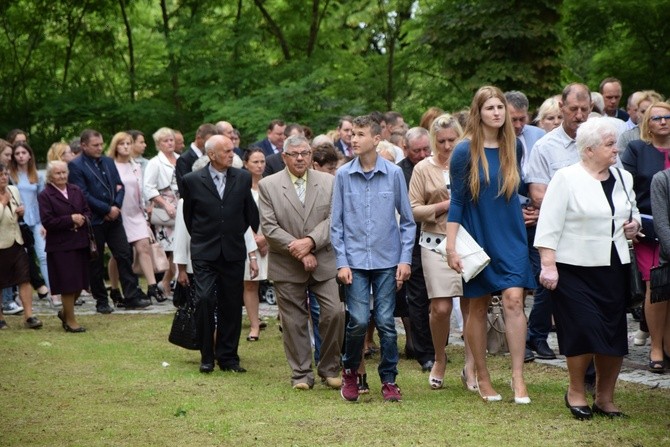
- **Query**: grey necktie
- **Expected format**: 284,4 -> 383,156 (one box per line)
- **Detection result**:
214,173 -> 225,198
295,177 -> 305,204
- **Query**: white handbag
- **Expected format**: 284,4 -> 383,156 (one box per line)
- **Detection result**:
419,228 -> 490,282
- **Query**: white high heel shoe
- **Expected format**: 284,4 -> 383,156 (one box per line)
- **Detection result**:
511,379 -> 531,404
476,375 -> 501,402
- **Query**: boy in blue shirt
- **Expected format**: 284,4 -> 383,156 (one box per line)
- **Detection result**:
330,115 -> 416,402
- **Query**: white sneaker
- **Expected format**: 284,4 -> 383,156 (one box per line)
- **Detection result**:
634,330 -> 649,346
3,301 -> 24,315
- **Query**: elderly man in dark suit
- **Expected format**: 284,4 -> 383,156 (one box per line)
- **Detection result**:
68,129 -> 150,314
259,135 -> 344,390
182,135 -> 260,374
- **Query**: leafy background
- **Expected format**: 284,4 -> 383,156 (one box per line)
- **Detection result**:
1,0 -> 668,157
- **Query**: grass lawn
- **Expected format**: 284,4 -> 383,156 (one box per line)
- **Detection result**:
1,314 -> 669,447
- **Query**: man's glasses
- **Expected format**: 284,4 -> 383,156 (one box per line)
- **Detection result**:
284,151 -> 311,158
650,115 -> 670,122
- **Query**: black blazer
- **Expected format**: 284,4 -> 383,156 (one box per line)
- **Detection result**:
176,148 -> 202,196
262,153 -> 285,177
182,164 -> 259,262
334,139 -> 351,157
621,140 -> 665,215
253,138 -> 276,157
68,154 -> 124,225
38,183 -> 91,253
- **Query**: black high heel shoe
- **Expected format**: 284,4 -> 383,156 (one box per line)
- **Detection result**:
147,284 -> 167,303
564,392 -> 592,420
592,403 -> 626,418
57,310 -> 86,333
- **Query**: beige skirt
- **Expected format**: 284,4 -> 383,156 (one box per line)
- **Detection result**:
421,246 -> 463,298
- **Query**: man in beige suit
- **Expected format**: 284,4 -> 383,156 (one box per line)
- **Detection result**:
259,135 -> 344,390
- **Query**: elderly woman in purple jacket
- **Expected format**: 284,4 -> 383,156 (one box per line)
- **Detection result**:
38,161 -> 91,332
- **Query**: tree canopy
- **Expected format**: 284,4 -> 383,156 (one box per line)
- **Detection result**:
0,0 -> 667,158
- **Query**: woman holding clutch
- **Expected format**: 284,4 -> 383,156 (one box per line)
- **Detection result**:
446,86 -> 535,404
408,116 -> 477,391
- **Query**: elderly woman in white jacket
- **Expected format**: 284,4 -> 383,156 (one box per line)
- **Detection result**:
144,127 -> 179,296
535,118 -> 641,420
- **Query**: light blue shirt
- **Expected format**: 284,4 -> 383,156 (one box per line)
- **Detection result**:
16,171 -> 45,226
330,155 -> 416,270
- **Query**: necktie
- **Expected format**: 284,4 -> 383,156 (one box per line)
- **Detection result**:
295,177 -> 305,204
214,173 -> 225,198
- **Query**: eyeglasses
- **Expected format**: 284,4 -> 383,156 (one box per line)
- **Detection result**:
284,151 -> 311,159
650,115 -> 670,122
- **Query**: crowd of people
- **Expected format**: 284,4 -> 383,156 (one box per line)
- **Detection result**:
1,76 -> 668,418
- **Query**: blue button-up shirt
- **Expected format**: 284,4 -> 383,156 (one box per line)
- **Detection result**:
331,155 -> 416,270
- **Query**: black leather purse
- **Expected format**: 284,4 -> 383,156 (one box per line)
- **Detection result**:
616,168 -> 645,310
168,279 -> 199,350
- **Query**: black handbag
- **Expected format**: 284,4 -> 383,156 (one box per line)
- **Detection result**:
615,168 -> 645,310
168,279 -> 199,350
627,241 -> 646,310
650,263 -> 670,303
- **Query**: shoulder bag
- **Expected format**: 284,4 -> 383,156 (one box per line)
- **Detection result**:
615,168 -> 645,310
133,228 -> 170,275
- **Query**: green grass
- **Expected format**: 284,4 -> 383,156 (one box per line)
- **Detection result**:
1,314 -> 669,447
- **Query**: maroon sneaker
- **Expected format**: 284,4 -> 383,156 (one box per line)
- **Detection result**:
381,382 -> 402,402
341,369 -> 359,402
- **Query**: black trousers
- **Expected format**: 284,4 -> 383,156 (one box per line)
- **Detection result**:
90,218 -> 143,306
193,258 -> 245,367
405,233 -> 434,365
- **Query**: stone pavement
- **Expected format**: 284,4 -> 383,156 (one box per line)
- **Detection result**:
9,291 -> 670,390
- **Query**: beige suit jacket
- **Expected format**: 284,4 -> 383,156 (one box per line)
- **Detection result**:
259,168 -> 335,283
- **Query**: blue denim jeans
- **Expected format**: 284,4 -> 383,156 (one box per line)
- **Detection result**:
308,290 -> 322,364
527,226 -> 552,343
2,287 -> 14,306
343,267 -> 398,383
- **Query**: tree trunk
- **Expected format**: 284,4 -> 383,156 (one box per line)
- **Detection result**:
160,0 -> 182,121
119,0 -> 136,102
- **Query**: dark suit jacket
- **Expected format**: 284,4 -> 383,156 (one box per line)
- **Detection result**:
263,153 -> 285,177
334,139 -> 351,157
397,157 -> 416,189
182,164 -> 260,263
68,154 -> 124,225
176,148 -> 202,195
253,138 -> 276,157
38,183 -> 91,252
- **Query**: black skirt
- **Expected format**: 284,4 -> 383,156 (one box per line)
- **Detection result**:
551,248 -> 629,357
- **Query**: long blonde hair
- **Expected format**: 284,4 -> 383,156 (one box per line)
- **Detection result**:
463,86 -> 519,201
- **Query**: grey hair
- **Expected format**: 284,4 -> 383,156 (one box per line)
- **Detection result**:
504,91 -> 529,111
46,160 -> 68,182
536,96 -> 561,122
405,126 -> 429,144
576,117 -> 618,158
283,135 -> 310,152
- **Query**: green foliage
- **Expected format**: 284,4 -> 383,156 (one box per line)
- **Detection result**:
1,0 -> 670,159
561,0 -> 670,96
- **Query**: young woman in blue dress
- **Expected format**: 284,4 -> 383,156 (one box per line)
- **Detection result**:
446,86 -> 535,404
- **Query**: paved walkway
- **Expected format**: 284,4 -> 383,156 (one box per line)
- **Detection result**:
14,292 -> 670,390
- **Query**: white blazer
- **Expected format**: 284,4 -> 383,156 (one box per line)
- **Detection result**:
143,151 -> 179,201
534,163 -> 640,267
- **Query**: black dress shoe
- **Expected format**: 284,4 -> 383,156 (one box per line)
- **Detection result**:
220,364 -> 247,373
199,363 -> 215,373
564,393 -> 592,420
420,360 -> 435,372
592,403 -> 627,418
96,304 -> 115,314
124,298 -> 151,309
524,347 -> 535,363
527,339 -> 556,359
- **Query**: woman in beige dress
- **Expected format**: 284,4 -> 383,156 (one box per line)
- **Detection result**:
408,115 -> 477,391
